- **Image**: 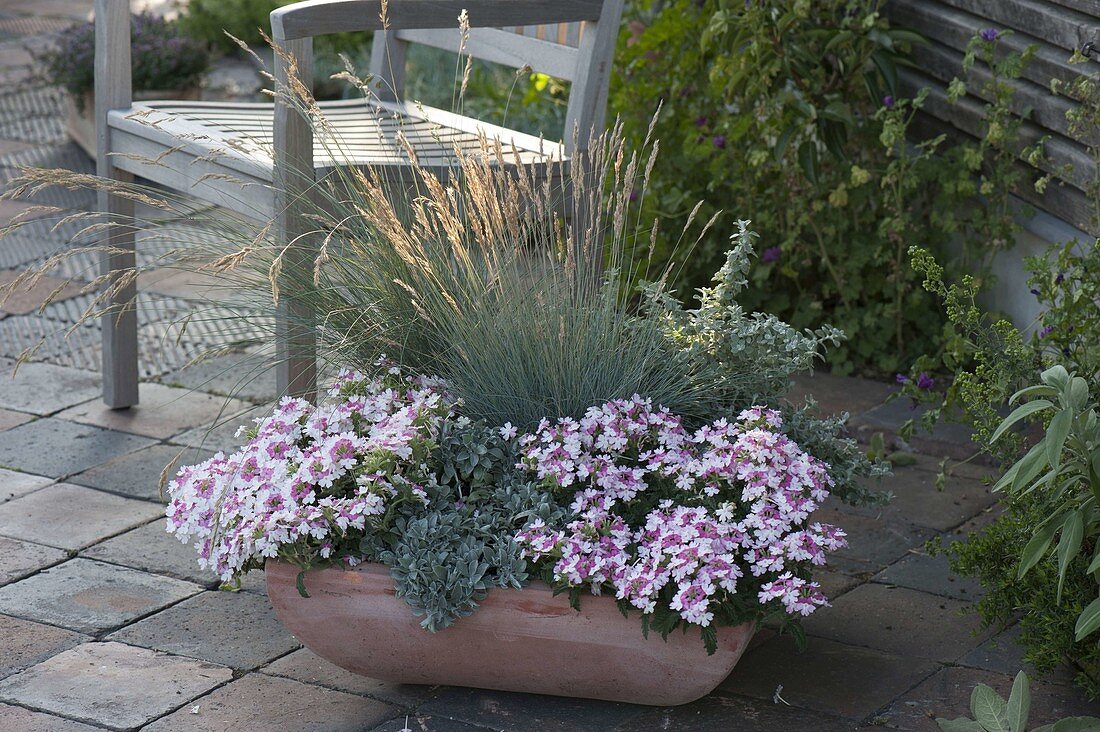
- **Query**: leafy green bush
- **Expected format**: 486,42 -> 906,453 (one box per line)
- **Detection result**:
37,13 -> 209,103
611,1 -> 1039,376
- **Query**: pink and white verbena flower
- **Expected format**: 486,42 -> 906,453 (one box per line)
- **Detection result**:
515,397 -> 846,626
165,365 -> 453,581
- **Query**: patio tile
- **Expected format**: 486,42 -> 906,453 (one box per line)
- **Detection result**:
873,548 -> 983,601
371,716 -> 494,731
109,590 -> 300,670
0,419 -> 155,478
814,569 -> 863,600
0,641 -> 231,730
0,270 -> 85,316
70,443 -> 216,502
880,666 -> 1098,731
787,370 -> 896,418
170,404 -> 270,452
906,452 -> 993,482
144,673 -> 398,732
802,584 -> 995,663
0,535 -> 66,584
957,624 -> 1079,686
718,634 -> 938,721
0,407 -> 32,431
0,614 -> 88,680
816,508 -> 935,577
0,704 -> 102,732
81,518 -> 217,586
416,687 -> 647,732
161,349 -> 278,404
846,467 -> 995,532
0,483 -> 163,550
0,360 -> 100,415
263,648 -> 434,707
852,400 -> 979,460
0,466 -> 52,503
55,383 -> 250,440
0,558 -> 201,633
618,692 -> 856,731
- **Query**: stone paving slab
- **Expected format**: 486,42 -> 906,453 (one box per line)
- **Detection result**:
0,483 -> 163,550
55,384 -> 251,440
169,403 -> 271,452
262,648 -> 435,708
0,641 -> 231,731
415,687 -> 647,732
108,590 -> 300,671
852,399 -> 980,461
0,614 -> 88,680
788,370 -> 896,417
846,466 -> 996,532
0,419 -> 156,478
144,673 -> 398,732
0,270 -> 85,316
0,359 -> 100,415
80,518 -> 217,586
720,634 -> 938,721
956,625 -> 1081,687
70,444 -> 215,502
873,548 -> 983,601
0,535 -> 66,585
0,406 -> 32,431
617,692 -> 857,732
0,558 -> 201,634
160,349 -> 279,404
0,704 -> 103,732
371,715 -> 495,731
881,665 -> 1099,731
0,465 -> 52,503
802,584 -> 996,664
816,508 -> 936,577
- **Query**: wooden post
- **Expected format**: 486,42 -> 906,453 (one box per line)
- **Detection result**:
272,34 -> 318,402
369,30 -> 409,102
95,0 -> 139,408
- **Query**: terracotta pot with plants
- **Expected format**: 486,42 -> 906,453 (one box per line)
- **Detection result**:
37,12 -> 209,157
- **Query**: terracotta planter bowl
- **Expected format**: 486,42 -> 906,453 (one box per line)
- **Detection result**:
266,559 -> 756,706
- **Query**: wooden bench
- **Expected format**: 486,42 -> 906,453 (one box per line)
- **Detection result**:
93,0 -> 625,406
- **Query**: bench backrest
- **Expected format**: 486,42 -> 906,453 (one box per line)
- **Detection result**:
270,0 -> 624,153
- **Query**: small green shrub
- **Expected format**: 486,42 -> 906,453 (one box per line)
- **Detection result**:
611,2 -> 1040,376
37,13 -> 209,103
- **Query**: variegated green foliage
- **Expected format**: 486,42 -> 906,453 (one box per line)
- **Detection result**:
937,671 -> 1100,732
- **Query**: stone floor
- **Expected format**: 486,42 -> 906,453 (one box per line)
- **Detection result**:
0,2 -> 1097,730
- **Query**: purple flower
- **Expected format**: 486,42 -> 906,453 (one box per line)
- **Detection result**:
895,373 -> 910,385
712,135 -> 727,150
629,190 -> 639,202
695,115 -> 709,128
1030,288 -> 1041,297
760,246 -> 781,264
916,372 -> 935,391
883,95 -> 895,109
979,28 -> 1000,42
1055,272 -> 1065,284
1039,325 -> 1054,338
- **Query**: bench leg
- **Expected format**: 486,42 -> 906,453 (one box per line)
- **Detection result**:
99,185 -> 139,409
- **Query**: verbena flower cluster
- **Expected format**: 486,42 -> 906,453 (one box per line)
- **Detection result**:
515,399 -> 845,630
166,367 -> 452,581
166,366 -> 846,648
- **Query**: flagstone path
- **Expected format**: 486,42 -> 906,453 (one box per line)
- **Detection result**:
0,1 -> 1096,730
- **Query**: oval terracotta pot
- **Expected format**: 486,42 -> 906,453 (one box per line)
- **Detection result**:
266,559 -> 756,706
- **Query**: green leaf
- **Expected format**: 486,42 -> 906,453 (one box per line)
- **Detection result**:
971,683 -> 1010,732
1055,512 -> 1085,601
1006,671 -> 1029,732
989,400 -> 1053,444
797,141 -> 819,184
295,569 -> 310,598
1018,519 -> 1060,578
1045,409 -> 1072,467
1011,442 -> 1050,494
1009,384 -> 1057,404
1044,717 -> 1100,732
1041,365 -> 1071,390
1074,596 -> 1100,641
936,718 -> 985,732
1087,544 -> 1100,575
